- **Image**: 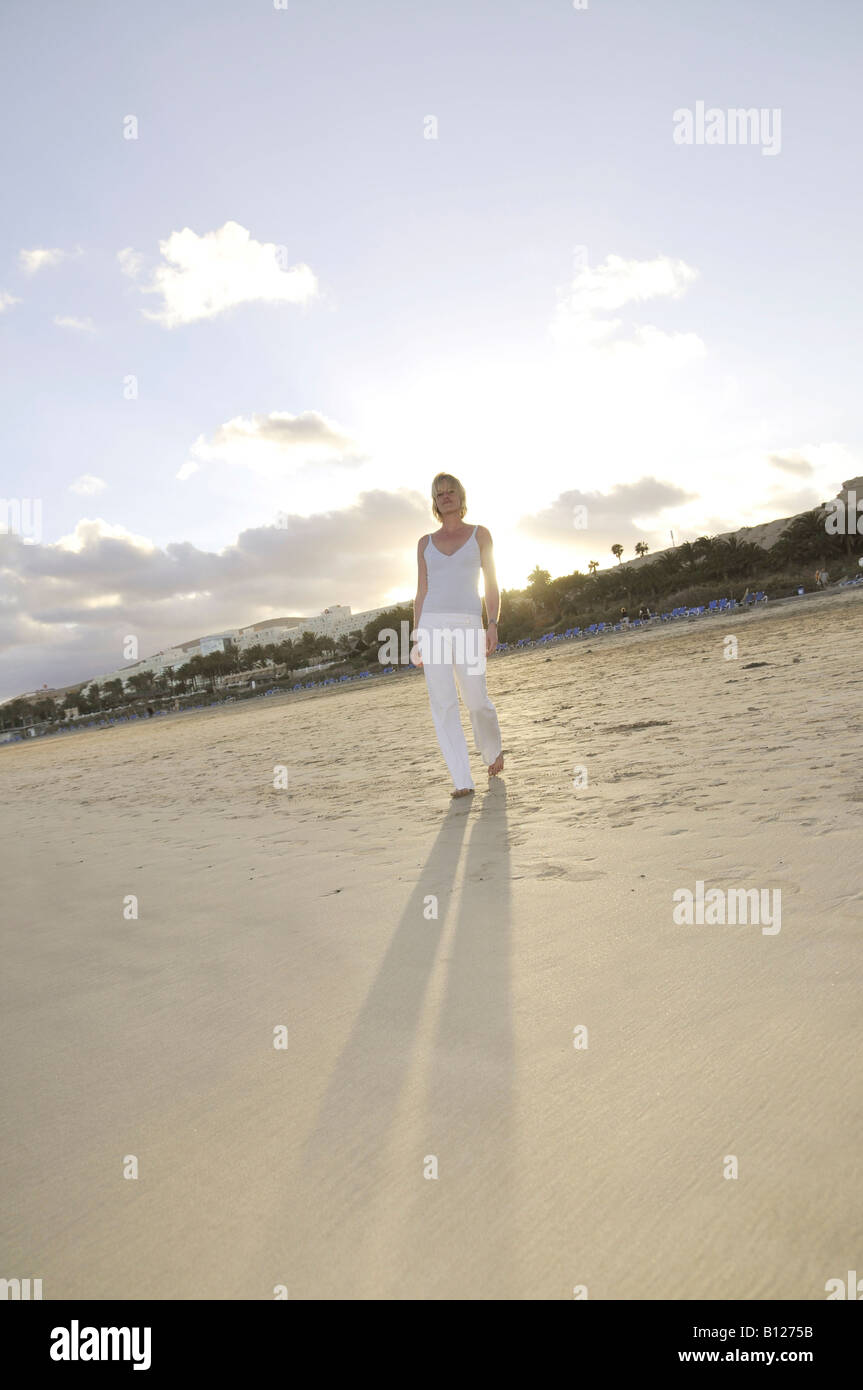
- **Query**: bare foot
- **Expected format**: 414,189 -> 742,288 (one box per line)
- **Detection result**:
488,752 -> 504,777
451,787 -> 475,798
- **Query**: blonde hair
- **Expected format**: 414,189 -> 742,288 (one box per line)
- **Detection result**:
431,473 -> 467,522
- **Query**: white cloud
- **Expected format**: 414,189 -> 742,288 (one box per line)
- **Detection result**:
55,518 -> 157,554
131,221 -> 318,327
551,252 -> 701,355
0,491 -> 428,698
19,246 -> 81,274
117,247 -> 144,279
761,481 -> 822,515
81,594 -> 124,609
794,441 -> 861,483
521,478 -> 697,538
0,290 -> 21,312
566,253 -> 698,314
182,410 -> 365,481
518,478 -> 698,567
645,442 -> 860,543
54,315 -> 96,332
535,252 -> 708,507
69,475 -> 107,495
768,451 -> 814,477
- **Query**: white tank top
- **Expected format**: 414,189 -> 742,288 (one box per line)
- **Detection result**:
423,525 -> 482,616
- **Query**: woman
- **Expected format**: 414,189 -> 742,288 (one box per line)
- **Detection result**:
412,472 -> 504,797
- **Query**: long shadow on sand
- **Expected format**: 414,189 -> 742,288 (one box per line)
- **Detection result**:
298,793 -> 473,1274
390,776 -> 514,1296
298,781 -> 513,1296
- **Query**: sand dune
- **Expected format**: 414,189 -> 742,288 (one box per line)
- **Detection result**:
2,588 -> 862,1299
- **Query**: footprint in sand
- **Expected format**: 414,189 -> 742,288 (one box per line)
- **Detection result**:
829,890 -> 863,915
603,719 -> 673,734
515,864 -> 607,881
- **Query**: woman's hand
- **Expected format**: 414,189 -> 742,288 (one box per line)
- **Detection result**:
486,620 -> 498,657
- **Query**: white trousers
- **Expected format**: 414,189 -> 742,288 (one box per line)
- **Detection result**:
417,611 -> 502,790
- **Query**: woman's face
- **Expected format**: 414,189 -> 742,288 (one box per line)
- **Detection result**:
434,481 -> 460,515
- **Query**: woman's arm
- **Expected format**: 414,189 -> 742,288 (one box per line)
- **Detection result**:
477,526 -> 500,654
412,537 -> 429,665
414,536 -> 429,628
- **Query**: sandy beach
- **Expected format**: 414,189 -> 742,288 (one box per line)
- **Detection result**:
2,588 -> 862,1300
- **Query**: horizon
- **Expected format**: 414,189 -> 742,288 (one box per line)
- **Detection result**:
8,478 -> 855,706
2,0 -> 863,701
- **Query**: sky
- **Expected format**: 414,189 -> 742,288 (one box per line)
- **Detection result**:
1,0 -> 862,700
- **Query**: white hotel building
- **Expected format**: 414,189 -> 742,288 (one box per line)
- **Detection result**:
235,604 -> 394,652
86,604 -> 398,689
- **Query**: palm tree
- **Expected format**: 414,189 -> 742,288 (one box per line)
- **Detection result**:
634,542 -> 649,558
611,544 -> 624,564
588,560 -> 599,575
676,540 -> 698,573
528,566 -> 552,592
127,672 -> 156,696
769,508 -> 828,568
716,534 -> 763,581
83,682 -> 102,711
335,630 -> 364,661
652,549 -> 684,584
692,535 -> 713,561
103,678 -> 124,706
